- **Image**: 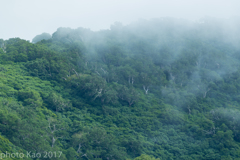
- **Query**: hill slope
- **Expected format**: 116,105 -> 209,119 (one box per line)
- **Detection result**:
1,18 -> 240,159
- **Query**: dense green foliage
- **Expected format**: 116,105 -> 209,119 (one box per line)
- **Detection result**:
1,17 -> 240,159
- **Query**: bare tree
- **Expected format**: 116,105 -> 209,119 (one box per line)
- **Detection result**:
46,117 -> 66,148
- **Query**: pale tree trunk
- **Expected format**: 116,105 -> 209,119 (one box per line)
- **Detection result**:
47,118 -> 64,148
203,88 -> 211,98
143,85 -> 149,94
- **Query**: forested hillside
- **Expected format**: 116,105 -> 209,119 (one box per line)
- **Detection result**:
1,17 -> 240,160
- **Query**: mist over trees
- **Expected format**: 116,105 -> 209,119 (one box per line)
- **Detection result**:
1,17 -> 240,159
32,32 -> 51,43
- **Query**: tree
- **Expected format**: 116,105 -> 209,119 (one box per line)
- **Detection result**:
32,33 -> 51,43
134,154 -> 160,160
71,127 -> 126,159
47,93 -> 71,112
117,85 -> 139,106
46,116 -> 68,148
117,65 -> 138,85
18,88 -> 43,107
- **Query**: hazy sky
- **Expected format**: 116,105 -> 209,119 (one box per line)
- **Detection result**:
1,0 -> 240,41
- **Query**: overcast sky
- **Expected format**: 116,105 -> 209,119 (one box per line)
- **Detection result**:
1,0 -> 240,41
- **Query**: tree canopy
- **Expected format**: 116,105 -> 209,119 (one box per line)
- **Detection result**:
1,17 -> 240,159
32,32 -> 51,43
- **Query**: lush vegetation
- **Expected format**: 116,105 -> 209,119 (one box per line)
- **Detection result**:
1,17 -> 240,159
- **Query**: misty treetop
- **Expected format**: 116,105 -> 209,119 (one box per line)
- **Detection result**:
1,17 -> 240,159
32,32 -> 51,43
